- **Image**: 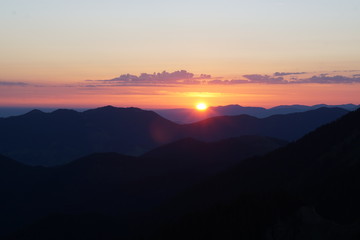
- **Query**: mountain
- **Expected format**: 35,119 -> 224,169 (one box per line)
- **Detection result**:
5,213 -> 123,240
154,105 -> 267,123
149,108 -> 360,239
0,106 -> 179,166
0,106 -> 349,166
184,107 -> 349,142
0,135 -> 286,239
1,104 -> 357,120
0,154 -> 48,237
0,107 -> 57,118
154,104 -> 359,123
143,136 -> 287,175
2,108 -> 360,239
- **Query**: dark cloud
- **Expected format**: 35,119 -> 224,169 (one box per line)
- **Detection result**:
0,81 -> 29,86
90,70 -> 201,85
83,70 -> 360,87
273,72 -> 307,76
243,74 -> 287,84
333,70 -> 360,73
208,79 -> 249,84
300,74 -> 360,84
197,74 -> 212,79
207,73 -> 360,85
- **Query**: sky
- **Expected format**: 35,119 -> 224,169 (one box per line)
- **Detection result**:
1,0 -> 360,109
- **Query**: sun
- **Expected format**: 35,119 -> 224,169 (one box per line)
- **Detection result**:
196,102 -> 208,111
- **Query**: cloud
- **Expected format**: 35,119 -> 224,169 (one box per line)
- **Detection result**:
333,70 -> 360,73
243,74 -> 287,84
205,75 -> 290,85
208,79 -> 249,84
273,72 -> 307,76
0,81 -> 29,86
196,74 -> 212,79
83,70 -> 360,87
207,73 -> 360,85
87,70 -> 211,86
300,74 -> 360,84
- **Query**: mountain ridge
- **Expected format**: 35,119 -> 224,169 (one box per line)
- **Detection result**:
155,103 -> 359,123
2,108 -> 360,239
0,106 -> 350,166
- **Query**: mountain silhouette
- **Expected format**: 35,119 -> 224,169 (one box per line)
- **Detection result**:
155,103 -> 358,123
2,107 -> 360,239
183,107 -> 349,141
143,136 -> 287,175
0,134 -> 287,238
5,213 -> 122,240
149,108 -> 360,239
0,106 -> 179,166
0,106 -> 349,166
1,104 -> 357,120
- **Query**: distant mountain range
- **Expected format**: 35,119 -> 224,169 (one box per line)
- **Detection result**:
0,104 -> 358,121
0,106 -> 349,166
182,107 -> 349,142
0,106 -> 178,166
155,103 -> 359,123
2,107 -> 360,239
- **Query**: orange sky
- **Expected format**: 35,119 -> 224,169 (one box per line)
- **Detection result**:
1,1 -> 360,109
1,81 -> 359,109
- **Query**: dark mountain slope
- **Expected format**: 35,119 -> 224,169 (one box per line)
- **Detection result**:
0,153 -> 140,238
6,213 -> 123,240
0,154 -> 26,171
0,155 -> 48,237
143,136 -> 287,175
0,134 -> 287,239
150,108 -> 360,239
162,108 -> 360,212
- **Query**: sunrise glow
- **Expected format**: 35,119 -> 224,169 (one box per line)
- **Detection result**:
0,1 -> 359,109
196,103 -> 208,111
